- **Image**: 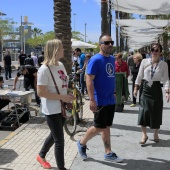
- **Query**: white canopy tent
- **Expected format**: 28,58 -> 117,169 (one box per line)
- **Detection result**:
71,39 -> 97,49
122,31 -> 161,37
116,19 -> 170,28
112,0 -> 170,49
113,0 -> 170,15
122,27 -> 164,33
122,28 -> 164,35
116,20 -> 169,49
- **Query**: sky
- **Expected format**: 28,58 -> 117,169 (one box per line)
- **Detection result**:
0,0 -> 116,43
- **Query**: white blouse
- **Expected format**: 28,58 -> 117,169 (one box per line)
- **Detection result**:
135,58 -> 170,90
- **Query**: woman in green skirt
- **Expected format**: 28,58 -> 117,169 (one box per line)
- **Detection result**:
134,43 -> 170,144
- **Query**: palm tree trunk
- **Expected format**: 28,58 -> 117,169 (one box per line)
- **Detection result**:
101,0 -> 108,35
53,0 -> 72,73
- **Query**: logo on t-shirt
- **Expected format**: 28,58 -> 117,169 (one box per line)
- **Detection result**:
106,63 -> 114,77
58,70 -> 68,88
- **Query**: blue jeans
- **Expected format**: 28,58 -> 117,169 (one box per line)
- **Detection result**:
80,72 -> 86,94
39,114 -> 66,170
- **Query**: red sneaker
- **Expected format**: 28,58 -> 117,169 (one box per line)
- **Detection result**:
36,155 -> 51,169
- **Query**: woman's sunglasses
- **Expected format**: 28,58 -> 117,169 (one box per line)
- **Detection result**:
151,48 -> 159,53
100,41 -> 114,46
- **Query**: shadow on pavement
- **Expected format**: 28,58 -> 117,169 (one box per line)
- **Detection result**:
84,157 -> 170,170
111,124 -> 170,135
0,148 -> 18,165
116,109 -> 138,114
142,139 -> 170,148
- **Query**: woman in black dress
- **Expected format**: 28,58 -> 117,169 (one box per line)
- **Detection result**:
130,53 -> 142,107
134,43 -> 170,145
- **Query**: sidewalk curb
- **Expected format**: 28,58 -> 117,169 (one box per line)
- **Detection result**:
0,117 -> 43,147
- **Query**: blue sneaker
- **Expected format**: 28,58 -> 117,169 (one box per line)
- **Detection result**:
77,140 -> 88,160
104,152 -> 123,163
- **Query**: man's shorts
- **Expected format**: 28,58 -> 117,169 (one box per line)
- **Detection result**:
93,104 -> 115,129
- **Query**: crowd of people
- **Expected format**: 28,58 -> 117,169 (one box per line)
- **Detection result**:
0,36 -> 170,170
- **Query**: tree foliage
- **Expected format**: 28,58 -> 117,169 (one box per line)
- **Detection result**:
72,31 -> 84,41
31,27 -> 43,38
0,18 -> 16,40
26,31 -> 55,47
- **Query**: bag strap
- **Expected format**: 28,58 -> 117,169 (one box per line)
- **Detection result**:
47,65 -> 64,106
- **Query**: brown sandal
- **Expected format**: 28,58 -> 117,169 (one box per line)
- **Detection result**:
139,136 -> 148,144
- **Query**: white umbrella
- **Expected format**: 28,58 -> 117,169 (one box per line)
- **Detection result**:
71,39 -> 97,49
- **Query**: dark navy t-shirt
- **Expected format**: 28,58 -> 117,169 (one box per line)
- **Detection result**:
87,53 -> 116,106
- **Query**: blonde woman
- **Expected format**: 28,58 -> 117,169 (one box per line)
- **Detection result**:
36,39 -> 75,170
130,53 -> 142,107
134,43 -> 170,145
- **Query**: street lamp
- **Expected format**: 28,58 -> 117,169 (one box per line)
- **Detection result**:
85,23 -> 87,42
20,16 -> 33,52
73,13 -> 76,32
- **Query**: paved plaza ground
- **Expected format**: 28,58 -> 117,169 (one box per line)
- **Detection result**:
0,67 -> 170,170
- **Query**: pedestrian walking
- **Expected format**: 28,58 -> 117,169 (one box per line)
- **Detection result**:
115,52 -> 130,101
130,53 -> 142,107
18,50 -> 27,66
31,52 -> 38,67
3,51 -> 11,80
127,52 -> 134,79
36,39 -> 75,170
74,48 -> 86,95
77,34 -> 123,163
38,51 -> 44,67
24,54 -> 34,66
134,43 -> 170,144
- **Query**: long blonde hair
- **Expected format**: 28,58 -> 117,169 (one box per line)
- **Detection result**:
42,39 -> 62,66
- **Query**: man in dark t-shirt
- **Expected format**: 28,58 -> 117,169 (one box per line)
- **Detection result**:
18,50 -> 27,66
3,51 -> 12,80
38,51 -> 44,67
12,65 -> 40,105
24,54 -> 34,66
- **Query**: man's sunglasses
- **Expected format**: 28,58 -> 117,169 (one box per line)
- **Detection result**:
100,41 -> 114,46
151,48 -> 159,53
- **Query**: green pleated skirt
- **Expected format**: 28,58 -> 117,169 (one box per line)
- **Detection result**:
138,80 -> 163,129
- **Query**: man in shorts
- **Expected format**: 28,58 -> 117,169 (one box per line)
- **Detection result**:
77,34 -> 123,163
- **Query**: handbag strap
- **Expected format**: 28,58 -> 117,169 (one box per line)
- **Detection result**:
47,65 -> 64,106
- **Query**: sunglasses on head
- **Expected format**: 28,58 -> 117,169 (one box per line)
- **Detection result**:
151,48 -> 159,53
100,41 -> 114,46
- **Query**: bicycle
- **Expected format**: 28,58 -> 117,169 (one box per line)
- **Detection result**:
64,73 -> 84,136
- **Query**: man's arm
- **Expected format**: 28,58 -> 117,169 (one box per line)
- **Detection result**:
86,74 -> 97,112
18,56 -> 20,65
13,76 -> 19,90
33,72 -> 37,90
3,57 -> 5,67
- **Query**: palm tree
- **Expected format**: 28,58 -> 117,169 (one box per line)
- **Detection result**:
101,0 -> 108,35
31,28 -> 43,38
53,0 -> 72,73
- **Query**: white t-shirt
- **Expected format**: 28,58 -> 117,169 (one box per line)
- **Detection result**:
135,58 -> 170,90
37,62 -> 68,115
